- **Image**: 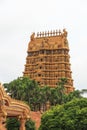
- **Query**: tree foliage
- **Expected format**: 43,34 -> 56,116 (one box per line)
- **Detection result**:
4,77 -> 39,109
39,98 -> 87,130
4,77 -> 82,111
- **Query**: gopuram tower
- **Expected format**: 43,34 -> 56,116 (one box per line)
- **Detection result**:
23,29 -> 74,93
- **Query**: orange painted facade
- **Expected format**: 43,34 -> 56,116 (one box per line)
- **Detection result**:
23,29 -> 74,93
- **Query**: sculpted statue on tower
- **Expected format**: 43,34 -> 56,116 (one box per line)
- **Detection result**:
62,29 -> 67,37
62,29 -> 68,47
30,32 -> 35,41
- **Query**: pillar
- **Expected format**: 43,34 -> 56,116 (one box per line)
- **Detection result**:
19,117 -> 26,130
0,113 -> 7,130
0,103 -> 7,130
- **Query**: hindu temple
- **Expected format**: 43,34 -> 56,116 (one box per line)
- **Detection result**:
23,29 -> 74,93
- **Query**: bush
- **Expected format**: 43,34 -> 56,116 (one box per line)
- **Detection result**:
39,98 -> 87,130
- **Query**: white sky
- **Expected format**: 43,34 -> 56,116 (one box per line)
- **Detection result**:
0,0 -> 87,90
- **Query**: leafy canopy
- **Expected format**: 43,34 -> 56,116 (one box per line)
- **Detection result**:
39,98 -> 87,130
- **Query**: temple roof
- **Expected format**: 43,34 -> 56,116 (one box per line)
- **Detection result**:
28,29 -> 69,52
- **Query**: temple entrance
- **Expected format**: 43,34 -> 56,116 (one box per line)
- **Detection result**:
0,83 -> 30,130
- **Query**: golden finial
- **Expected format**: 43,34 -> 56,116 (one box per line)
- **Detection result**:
47,31 -> 50,36
37,32 -> 39,37
59,29 -> 61,35
45,31 -> 47,36
42,32 -> 44,37
40,32 -> 41,37
53,30 -> 55,35
56,30 -> 58,35
50,30 -> 52,36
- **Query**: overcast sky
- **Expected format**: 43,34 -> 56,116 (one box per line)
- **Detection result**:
0,0 -> 87,90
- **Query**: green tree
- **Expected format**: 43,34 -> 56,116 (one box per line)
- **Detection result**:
64,90 -> 82,103
49,88 -> 58,106
4,77 -> 82,110
4,77 -> 39,105
4,77 -> 81,111
40,86 -> 51,103
54,77 -> 67,105
39,98 -> 87,130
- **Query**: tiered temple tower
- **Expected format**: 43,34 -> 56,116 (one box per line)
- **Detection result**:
23,29 -> 74,93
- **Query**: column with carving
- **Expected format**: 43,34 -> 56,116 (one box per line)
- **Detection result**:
19,110 -> 30,130
0,101 -> 7,130
19,117 -> 26,130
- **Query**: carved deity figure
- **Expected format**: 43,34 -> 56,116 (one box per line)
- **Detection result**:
62,29 -> 68,47
30,33 -> 35,41
63,29 -> 67,37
